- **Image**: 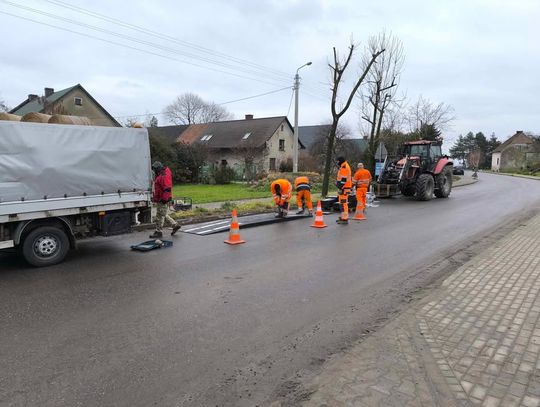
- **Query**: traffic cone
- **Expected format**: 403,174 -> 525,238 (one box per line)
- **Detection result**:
311,201 -> 327,228
224,208 -> 246,245
352,202 -> 366,221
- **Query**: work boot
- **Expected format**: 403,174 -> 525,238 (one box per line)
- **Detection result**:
296,208 -> 305,215
149,231 -> 163,238
336,218 -> 349,225
171,224 -> 181,236
308,211 -> 313,217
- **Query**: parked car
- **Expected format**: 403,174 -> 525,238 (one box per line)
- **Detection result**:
453,165 -> 465,175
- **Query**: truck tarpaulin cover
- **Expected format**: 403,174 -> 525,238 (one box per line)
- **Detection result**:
0,121 -> 152,203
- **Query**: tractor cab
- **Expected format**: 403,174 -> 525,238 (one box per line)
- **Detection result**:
400,140 -> 443,170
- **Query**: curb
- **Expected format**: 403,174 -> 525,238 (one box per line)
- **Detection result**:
479,170 -> 540,181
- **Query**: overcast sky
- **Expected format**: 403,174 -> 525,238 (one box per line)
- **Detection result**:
1,0 -> 539,146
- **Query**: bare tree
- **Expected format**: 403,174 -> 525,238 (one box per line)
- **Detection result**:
407,95 -> 455,134
232,141 -> 268,182
468,147 -> 482,178
0,94 -> 9,112
321,40 -> 385,196
360,32 -> 404,174
123,117 -> 142,127
164,92 -> 233,125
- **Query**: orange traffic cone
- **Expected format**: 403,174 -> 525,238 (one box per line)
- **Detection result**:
224,208 -> 246,245
311,201 -> 327,228
352,202 -> 366,221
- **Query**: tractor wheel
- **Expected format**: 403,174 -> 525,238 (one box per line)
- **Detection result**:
415,174 -> 434,201
434,167 -> 452,198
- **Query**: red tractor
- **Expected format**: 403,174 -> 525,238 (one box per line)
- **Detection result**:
376,140 -> 453,201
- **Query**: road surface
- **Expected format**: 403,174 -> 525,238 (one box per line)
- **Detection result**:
1,173 -> 540,406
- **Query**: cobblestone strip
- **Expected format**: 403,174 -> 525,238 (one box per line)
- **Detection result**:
299,214 -> 540,406
418,216 -> 540,406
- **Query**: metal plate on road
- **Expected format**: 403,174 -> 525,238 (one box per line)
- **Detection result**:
182,212 -> 310,235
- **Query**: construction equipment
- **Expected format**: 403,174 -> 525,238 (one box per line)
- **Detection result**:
376,140 -> 453,201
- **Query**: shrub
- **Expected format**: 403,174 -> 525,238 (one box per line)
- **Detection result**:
212,166 -> 236,184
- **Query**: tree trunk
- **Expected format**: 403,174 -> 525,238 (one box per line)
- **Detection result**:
321,119 -> 339,197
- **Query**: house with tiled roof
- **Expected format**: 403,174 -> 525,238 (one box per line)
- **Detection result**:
491,131 -> 535,171
10,84 -> 120,127
149,115 -> 300,175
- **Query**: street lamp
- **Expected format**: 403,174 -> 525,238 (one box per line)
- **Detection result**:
293,61 -> 312,173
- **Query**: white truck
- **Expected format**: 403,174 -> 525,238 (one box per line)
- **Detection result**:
0,121 -> 153,267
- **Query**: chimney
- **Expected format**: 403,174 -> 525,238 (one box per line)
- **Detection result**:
44,87 -> 54,98
516,130 -> 523,134
28,94 -> 39,101
245,114 -> 254,120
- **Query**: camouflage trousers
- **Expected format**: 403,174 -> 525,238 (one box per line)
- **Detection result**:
155,202 -> 178,232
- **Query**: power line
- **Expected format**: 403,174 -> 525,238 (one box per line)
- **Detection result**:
38,0 -> 331,95
0,10 -> 292,88
101,87 -> 292,119
1,1 -> 296,87
286,88 -> 295,117
40,0 -> 294,80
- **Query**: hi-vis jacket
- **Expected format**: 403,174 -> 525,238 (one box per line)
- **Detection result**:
270,179 -> 292,203
294,176 -> 311,191
336,161 -> 352,190
353,168 -> 372,189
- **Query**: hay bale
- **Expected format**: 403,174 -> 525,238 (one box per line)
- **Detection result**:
0,112 -> 21,121
21,112 -> 51,123
48,114 -> 92,125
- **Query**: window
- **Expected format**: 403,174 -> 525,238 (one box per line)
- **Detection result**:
200,134 -> 213,142
269,158 -> 276,171
242,132 -> 251,140
281,124 -> 284,131
74,97 -> 82,106
279,139 -> 285,151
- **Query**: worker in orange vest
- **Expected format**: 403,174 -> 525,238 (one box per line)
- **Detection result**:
294,175 -> 313,216
336,156 -> 352,224
352,162 -> 372,212
270,178 -> 292,218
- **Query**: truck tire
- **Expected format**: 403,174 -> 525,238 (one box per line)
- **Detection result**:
434,167 -> 452,198
415,174 -> 434,201
22,226 -> 70,267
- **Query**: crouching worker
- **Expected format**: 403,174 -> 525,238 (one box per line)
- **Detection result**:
270,178 -> 292,218
150,161 -> 181,238
294,175 -> 313,216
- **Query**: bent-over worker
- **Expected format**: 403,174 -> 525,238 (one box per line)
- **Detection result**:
294,175 -> 313,216
270,178 -> 292,218
336,156 -> 352,224
352,162 -> 372,212
150,161 -> 181,238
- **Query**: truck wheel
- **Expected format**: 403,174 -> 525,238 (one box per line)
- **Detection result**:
434,167 -> 452,198
416,174 -> 434,201
22,226 -> 70,267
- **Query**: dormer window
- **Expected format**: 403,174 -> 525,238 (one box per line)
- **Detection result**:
200,134 -> 213,141
242,132 -> 251,140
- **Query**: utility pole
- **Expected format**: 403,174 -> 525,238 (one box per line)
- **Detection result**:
293,61 -> 312,173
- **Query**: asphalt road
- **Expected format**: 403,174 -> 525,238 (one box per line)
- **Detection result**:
1,173 -> 540,407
